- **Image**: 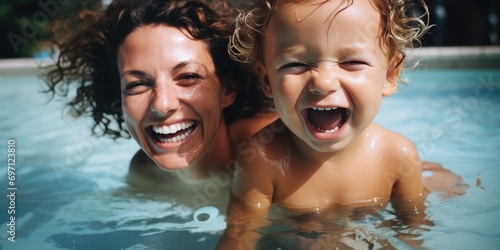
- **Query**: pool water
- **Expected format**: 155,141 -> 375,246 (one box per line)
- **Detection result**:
1,69 -> 500,249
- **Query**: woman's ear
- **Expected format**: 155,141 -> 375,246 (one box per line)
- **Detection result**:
257,63 -> 273,98
221,81 -> 237,108
383,56 -> 403,97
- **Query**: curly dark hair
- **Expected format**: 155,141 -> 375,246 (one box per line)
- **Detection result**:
44,0 -> 270,139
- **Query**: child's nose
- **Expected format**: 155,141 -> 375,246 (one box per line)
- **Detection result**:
308,68 -> 341,95
150,81 -> 180,116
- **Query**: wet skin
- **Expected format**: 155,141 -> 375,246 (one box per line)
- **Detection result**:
118,25 -> 236,179
119,25 -> 277,184
232,0 -> 423,215
220,1 -> 427,248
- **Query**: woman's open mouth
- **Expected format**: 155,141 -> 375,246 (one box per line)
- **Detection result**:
150,121 -> 198,143
305,107 -> 351,138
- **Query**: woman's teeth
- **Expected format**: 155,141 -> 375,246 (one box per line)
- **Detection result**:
152,122 -> 195,134
159,130 -> 192,143
152,122 -> 196,143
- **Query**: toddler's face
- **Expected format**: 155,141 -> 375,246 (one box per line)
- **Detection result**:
260,0 -> 398,152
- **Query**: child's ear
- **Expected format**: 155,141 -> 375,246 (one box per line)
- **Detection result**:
383,58 -> 403,97
257,63 -> 273,98
221,81 -> 237,108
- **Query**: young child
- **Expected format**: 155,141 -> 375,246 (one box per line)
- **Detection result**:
219,0 -> 432,247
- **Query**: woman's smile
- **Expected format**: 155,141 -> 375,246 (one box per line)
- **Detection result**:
150,121 -> 198,144
119,25 -> 233,170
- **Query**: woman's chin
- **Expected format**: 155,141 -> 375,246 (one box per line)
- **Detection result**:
153,158 -> 192,172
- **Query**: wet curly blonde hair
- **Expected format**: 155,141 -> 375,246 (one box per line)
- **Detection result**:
229,0 -> 430,74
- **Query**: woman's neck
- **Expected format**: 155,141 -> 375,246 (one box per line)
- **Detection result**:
172,120 -> 235,183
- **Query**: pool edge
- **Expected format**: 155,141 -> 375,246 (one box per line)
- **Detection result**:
0,46 -> 499,76
405,46 -> 500,70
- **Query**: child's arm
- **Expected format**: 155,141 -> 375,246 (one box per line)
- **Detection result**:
388,136 -> 433,246
217,141 -> 275,249
389,137 -> 426,215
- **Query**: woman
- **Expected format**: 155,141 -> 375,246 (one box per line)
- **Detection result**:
44,0 -> 277,191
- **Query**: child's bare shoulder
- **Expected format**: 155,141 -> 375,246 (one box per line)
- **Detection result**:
371,124 -> 417,149
371,124 -> 419,165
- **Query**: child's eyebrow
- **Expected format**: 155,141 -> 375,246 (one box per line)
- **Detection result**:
337,46 -> 377,57
274,46 -> 308,59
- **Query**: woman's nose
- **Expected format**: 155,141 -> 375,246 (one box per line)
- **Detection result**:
150,84 -> 180,116
308,68 -> 341,95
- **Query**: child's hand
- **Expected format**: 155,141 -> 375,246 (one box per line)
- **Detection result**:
421,161 -> 469,199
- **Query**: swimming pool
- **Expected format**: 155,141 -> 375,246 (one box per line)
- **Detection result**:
1,48 -> 499,249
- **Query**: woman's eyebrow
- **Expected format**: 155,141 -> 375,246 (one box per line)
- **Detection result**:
120,70 -> 151,80
172,60 -> 209,75
172,60 -> 208,72
120,61 -> 210,80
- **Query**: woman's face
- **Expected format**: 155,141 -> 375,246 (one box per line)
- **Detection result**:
118,25 -> 235,170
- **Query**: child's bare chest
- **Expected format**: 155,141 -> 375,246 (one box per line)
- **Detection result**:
272,158 -> 395,215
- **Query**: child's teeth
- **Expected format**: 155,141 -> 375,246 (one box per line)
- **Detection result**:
312,107 -> 337,111
314,125 -> 339,133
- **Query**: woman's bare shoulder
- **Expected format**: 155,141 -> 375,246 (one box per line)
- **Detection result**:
229,110 -> 278,146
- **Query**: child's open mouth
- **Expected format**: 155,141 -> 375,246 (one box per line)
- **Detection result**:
305,107 -> 350,136
150,121 -> 198,143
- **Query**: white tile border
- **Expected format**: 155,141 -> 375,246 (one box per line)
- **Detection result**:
0,46 -> 499,75
407,46 -> 500,58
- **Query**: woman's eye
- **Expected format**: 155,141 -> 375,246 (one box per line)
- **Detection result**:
178,73 -> 203,85
180,73 -> 201,80
278,63 -> 310,74
124,81 -> 152,95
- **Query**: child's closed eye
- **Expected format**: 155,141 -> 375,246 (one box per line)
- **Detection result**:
340,60 -> 369,71
277,62 -> 311,74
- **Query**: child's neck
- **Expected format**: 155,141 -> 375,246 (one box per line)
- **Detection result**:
289,123 -> 374,165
